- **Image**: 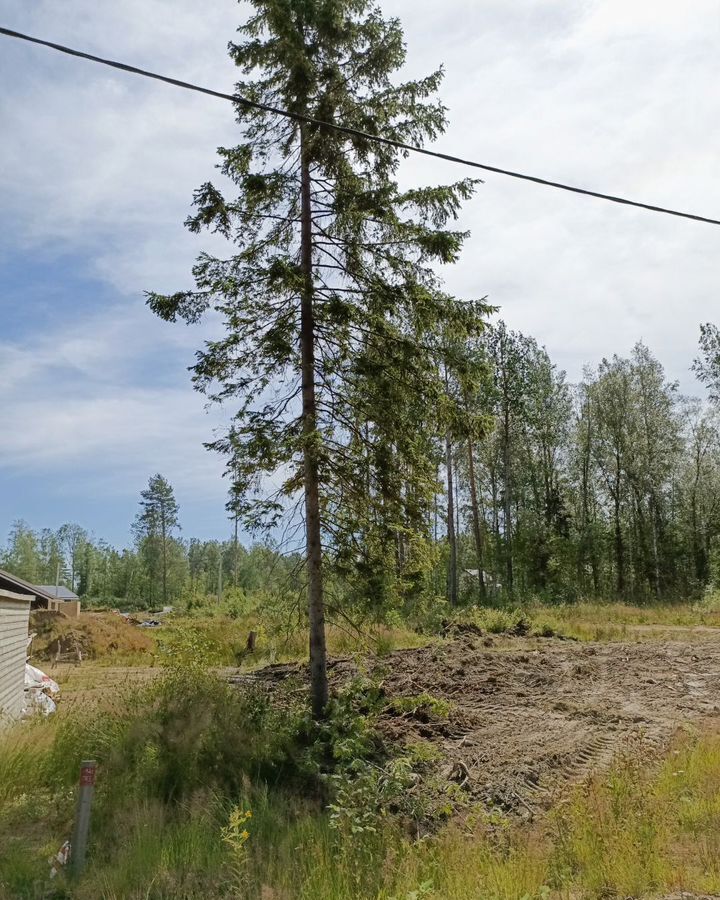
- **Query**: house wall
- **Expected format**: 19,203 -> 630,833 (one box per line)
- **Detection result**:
0,590 -> 31,723
34,598 -> 61,612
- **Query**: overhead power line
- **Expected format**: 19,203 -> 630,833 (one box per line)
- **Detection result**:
2,24 -> 719,227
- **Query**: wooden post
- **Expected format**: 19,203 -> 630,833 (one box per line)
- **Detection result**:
70,760 -> 96,876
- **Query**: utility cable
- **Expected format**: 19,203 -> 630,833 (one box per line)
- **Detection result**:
1,25 -> 719,227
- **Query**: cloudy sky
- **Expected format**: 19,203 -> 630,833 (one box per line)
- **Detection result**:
1,0 -> 718,547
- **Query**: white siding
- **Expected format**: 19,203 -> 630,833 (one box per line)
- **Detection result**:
0,591 -> 31,722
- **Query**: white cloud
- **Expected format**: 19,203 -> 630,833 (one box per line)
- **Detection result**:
1,0 -> 719,520
0,0 -> 243,293
0,299 -> 228,502
572,0 -> 719,42
4,0 -> 718,370
392,0 -> 720,388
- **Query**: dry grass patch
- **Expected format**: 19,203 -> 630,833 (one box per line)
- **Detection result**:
30,610 -> 157,664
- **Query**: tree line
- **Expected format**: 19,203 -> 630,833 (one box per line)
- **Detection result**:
7,322 -> 719,615
445,326 -> 720,606
0,474 -> 300,608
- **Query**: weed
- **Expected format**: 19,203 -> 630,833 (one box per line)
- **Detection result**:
388,693 -> 453,721
221,806 -> 253,892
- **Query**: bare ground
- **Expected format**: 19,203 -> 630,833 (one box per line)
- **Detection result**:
231,632 -> 720,817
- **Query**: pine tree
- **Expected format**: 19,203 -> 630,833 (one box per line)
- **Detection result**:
147,0 -> 487,716
133,474 -> 180,606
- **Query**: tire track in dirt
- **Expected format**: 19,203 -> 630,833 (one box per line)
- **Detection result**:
232,634 -> 720,816
372,636 -> 720,815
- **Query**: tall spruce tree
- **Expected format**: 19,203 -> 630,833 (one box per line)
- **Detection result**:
147,0 -> 487,716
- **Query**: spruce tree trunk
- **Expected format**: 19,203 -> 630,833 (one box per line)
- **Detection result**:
466,437 -> 487,602
446,432 -> 458,606
300,129 -> 329,718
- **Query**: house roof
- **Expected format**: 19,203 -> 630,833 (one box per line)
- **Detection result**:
36,585 -> 79,601
0,569 -> 62,605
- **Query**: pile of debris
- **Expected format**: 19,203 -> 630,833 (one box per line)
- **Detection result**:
23,635 -> 60,717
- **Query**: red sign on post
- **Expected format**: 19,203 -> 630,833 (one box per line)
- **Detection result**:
79,765 -> 96,787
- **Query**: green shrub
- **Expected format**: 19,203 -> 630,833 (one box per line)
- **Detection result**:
389,693 -> 453,721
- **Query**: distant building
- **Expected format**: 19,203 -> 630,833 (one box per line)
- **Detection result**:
462,569 -> 502,592
0,569 -> 81,617
36,585 -> 81,618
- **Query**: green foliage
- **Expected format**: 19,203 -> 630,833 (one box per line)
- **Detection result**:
147,0 -> 489,631
693,322 -> 720,402
449,329 -> 720,608
132,474 -> 183,606
0,519 -> 80,589
311,677 -> 464,853
389,692 -> 453,721
445,606 -> 533,637
155,620 -> 225,671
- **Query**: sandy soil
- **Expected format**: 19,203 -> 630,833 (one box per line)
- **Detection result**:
231,633 -> 720,817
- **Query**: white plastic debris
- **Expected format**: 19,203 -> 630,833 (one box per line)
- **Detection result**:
48,840 -> 70,878
22,663 -> 60,718
27,690 -> 57,716
25,663 -> 60,695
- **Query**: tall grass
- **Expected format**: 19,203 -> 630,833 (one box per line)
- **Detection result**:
6,666 -> 720,898
531,599 -> 720,630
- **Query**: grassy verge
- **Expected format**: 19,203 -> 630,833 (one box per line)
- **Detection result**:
5,648 -> 720,900
32,596 -> 720,679
31,608 -> 433,671
448,600 -> 720,644
530,598 -> 720,631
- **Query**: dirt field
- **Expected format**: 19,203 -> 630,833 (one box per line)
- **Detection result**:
232,630 -> 720,818
47,626 -> 720,820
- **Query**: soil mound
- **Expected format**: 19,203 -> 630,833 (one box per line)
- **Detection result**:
30,610 -> 156,662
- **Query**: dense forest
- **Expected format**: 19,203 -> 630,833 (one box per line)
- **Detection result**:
450,326 -> 720,604
4,328 -> 720,611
